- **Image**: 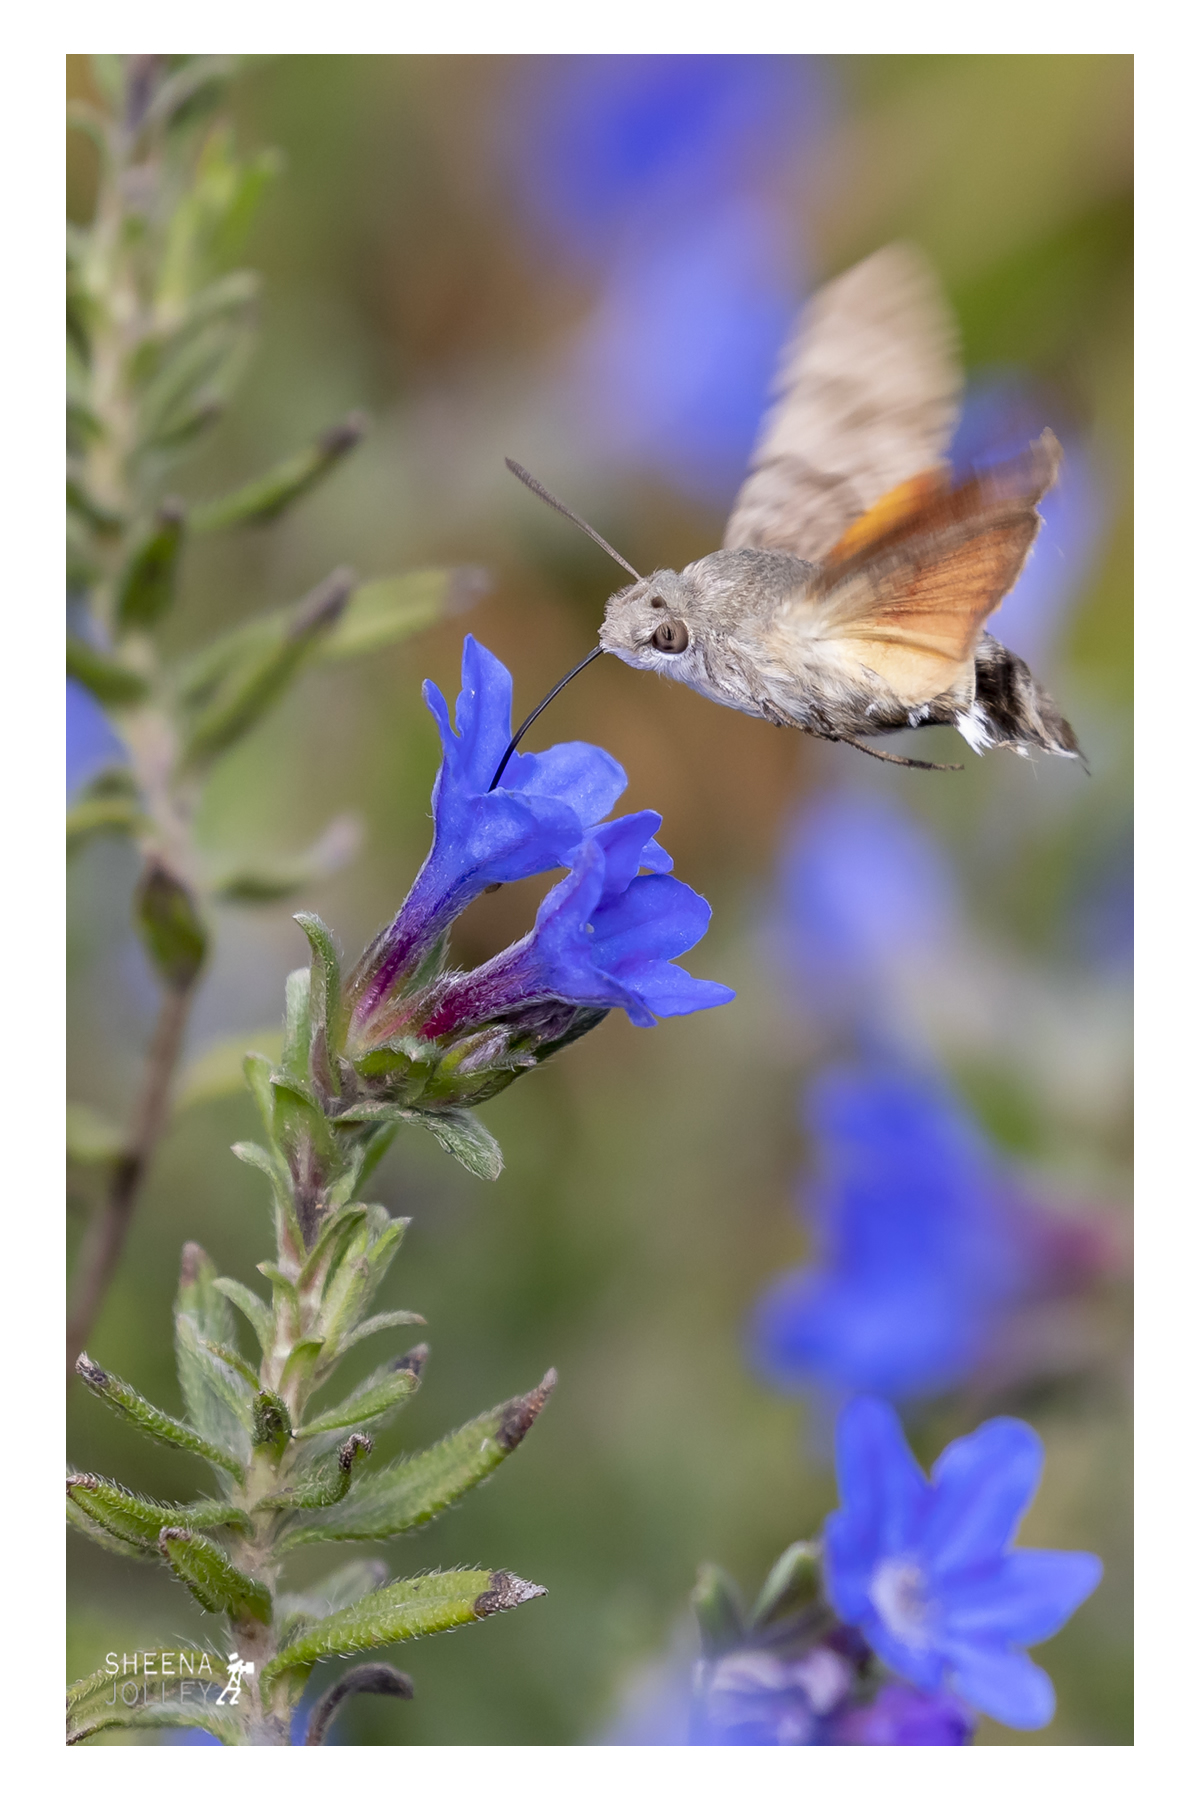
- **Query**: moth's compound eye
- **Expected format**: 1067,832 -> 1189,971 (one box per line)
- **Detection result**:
648,595 -> 666,609
651,619 -> 688,654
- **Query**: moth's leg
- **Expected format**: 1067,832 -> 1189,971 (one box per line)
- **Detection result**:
840,736 -> 964,773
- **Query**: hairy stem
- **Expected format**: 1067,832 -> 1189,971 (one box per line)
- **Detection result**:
66,979 -> 196,1375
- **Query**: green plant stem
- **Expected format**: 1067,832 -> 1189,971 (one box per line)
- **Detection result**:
66,978 -> 197,1376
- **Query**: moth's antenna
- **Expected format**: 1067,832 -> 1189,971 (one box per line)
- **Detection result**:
488,646 -> 604,792
505,458 -> 642,582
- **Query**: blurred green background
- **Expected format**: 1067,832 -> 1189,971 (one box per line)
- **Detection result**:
67,55 -> 1132,1745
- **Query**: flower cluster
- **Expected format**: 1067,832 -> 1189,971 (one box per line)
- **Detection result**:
680,1402 -> 1101,1746
747,1064 -> 1112,1407
281,636 -> 731,1194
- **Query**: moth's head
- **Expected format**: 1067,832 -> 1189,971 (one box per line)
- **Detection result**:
599,568 -> 704,677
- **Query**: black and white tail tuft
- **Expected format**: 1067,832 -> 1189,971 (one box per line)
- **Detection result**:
956,634 -> 1082,761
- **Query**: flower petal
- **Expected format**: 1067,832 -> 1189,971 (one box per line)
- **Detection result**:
938,1548 -> 1102,1645
922,1417 -> 1044,1573
592,873 -> 713,964
944,1640 -> 1056,1731
833,1395 -> 929,1555
454,636 -> 513,786
507,738 -> 627,825
619,962 -> 736,1019
588,811 -> 666,897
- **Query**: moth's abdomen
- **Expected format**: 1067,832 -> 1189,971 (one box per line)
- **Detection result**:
956,635 -> 1081,760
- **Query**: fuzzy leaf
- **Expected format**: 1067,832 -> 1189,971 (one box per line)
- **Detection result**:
67,1473 -> 251,1552
75,1354 -> 242,1477
295,910 -> 345,1088
67,791 -> 147,849
413,1109 -> 504,1180
261,1569 -> 546,1694
115,501 -> 186,633
276,1558 -> 389,1643
286,1371 -> 554,1545
294,1354 -> 424,1438
69,1705 -> 241,1746
180,569 -> 354,769
212,1277 -> 273,1353
66,636 -> 149,706
282,966 -> 312,1082
135,862 -> 207,990
190,412 -> 367,532
317,568 -> 474,661
748,1540 -> 822,1629
300,1202 -> 367,1291
314,1211 -> 408,1364
256,1432 -> 372,1511
158,1526 -> 271,1622
692,1564 -> 746,1658
213,814 -> 363,905
337,1309 -> 426,1355
279,1337 -> 324,1392
174,1314 -> 252,1463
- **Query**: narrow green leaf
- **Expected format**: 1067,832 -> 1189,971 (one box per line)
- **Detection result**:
66,792 -> 147,849
67,1490 -> 156,1561
67,636 -> 149,706
294,1353 -> 424,1438
158,1527 -> 271,1622
173,1033 -> 283,1111
180,569 -> 355,769
115,501 -> 186,633
414,1108 -> 504,1180
256,1431 -> 372,1511
190,412 -> 367,532
65,1101 -> 126,1165
282,965 -> 312,1083
135,862 -> 207,990
261,1569 -> 546,1694
256,1262 -> 301,1340
176,1241 -> 234,1344
75,1354 -> 242,1477
212,1277 -> 273,1354
212,814 -> 363,905
174,1314 -> 252,1463
692,1564 -> 746,1659
316,568 -> 471,662
300,1202 -> 366,1290
286,1370 -> 554,1545
338,1309 -> 426,1356
747,1541 -> 822,1629
69,1705 -> 242,1746
279,1337 -> 324,1392
295,910 -> 344,1088
201,1337 -> 260,1388
67,1473 -> 251,1551
276,1558 -> 388,1644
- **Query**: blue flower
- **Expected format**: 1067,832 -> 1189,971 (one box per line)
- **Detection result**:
349,636 -> 626,1028
67,676 -> 127,797
772,792 -> 959,1038
748,1065 -> 1037,1403
419,810 -> 735,1037
822,1396 -> 1102,1730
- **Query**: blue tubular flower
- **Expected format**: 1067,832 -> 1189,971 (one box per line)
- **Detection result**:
348,636 -> 625,1028
419,812 -> 734,1038
748,1066 -> 1035,1404
822,1397 -> 1102,1731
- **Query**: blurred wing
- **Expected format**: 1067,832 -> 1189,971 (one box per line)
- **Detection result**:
805,432 -> 1062,708
724,244 -> 962,562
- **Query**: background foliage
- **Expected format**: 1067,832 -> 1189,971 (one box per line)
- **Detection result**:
67,53 -> 1132,1746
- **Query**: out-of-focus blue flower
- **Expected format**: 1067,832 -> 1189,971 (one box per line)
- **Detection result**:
501,56 -> 832,505
773,792 -> 959,1035
508,56 -> 822,265
749,1065 -> 1044,1403
420,810 -> 734,1037
952,375 -> 1106,670
349,636 -> 625,1027
823,1396 -> 1102,1730
570,199 -> 799,500
696,1645 -> 853,1745
67,677 -> 126,796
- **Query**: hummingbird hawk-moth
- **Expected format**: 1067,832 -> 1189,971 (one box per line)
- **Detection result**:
493,242 -> 1080,787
